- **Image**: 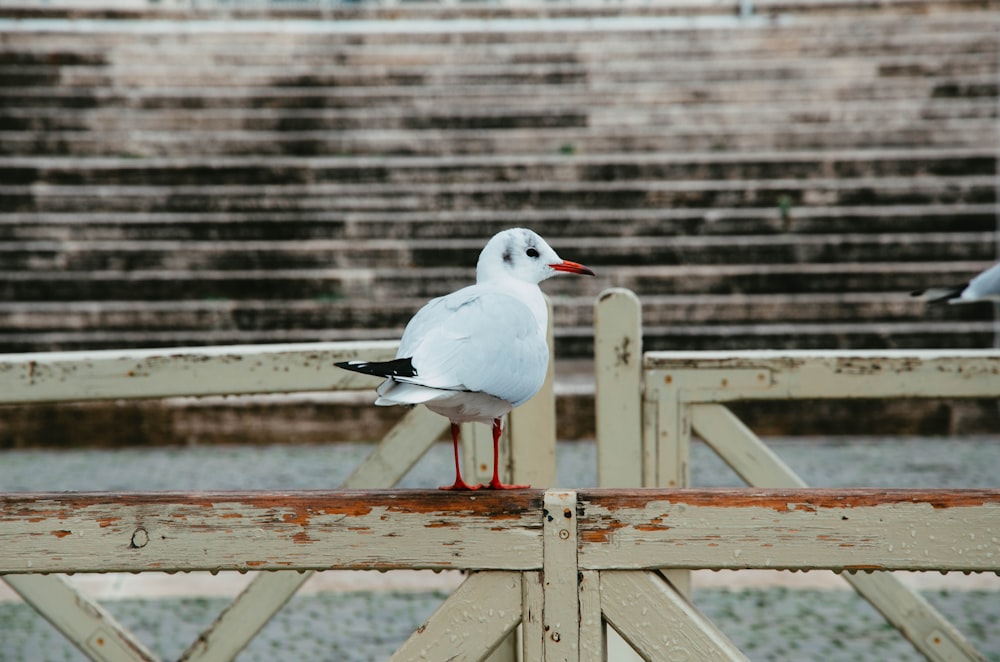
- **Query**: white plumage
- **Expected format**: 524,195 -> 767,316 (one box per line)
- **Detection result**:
337,227 -> 594,490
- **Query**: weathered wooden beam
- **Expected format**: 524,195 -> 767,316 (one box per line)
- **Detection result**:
3,489 -> 999,576
644,349 -> 1000,402
577,488 -> 1000,572
0,341 -> 397,404
0,490 -> 544,574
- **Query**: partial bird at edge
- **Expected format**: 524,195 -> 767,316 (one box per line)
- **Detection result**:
911,262 -> 1000,304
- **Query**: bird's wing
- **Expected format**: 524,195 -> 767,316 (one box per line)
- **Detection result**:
965,263 -> 1000,301
396,286 -> 549,407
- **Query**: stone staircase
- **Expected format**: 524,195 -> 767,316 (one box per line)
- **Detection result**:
0,0 -> 998,443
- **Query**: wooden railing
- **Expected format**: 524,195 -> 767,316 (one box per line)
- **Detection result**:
3,487 -> 998,661
594,287 -> 1000,662
0,333 -> 556,662
2,290 -> 999,660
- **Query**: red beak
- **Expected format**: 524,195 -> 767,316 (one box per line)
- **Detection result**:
550,260 -> 596,276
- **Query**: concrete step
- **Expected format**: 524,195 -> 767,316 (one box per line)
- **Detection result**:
0,319 -> 994,356
0,232 -> 993,271
2,97 -> 994,133
2,72 -> 994,110
2,149 -> 993,185
3,204 -> 994,242
0,292 -> 989,337
3,50 -> 995,89
0,261 -> 991,303
2,175 -> 993,213
3,121 -> 993,156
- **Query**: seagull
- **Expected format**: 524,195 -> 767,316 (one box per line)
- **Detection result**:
336,228 -> 595,490
911,262 -> 1000,304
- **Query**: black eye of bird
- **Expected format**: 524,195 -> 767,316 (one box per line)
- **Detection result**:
526,247 -> 539,258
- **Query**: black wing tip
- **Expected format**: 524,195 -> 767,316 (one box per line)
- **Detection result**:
911,284 -> 965,304
335,358 -> 417,378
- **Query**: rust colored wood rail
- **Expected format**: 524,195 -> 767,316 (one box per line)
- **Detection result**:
2,488 -> 998,575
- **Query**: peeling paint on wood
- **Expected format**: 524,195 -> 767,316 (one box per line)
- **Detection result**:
577,488 -> 1000,572
2,489 -> 998,577
0,341 -> 399,404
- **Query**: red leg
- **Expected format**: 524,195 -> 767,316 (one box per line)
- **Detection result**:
439,422 -> 480,491
484,417 -> 529,490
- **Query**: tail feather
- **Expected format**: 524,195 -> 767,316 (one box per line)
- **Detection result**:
911,284 -> 965,304
335,358 -> 417,379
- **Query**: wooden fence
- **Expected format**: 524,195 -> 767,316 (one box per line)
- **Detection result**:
1,289 -> 999,660
594,287 -> 1000,662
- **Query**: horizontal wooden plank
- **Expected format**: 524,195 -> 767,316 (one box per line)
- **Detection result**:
0,490 -> 545,574
2,488 -> 998,575
0,341 -> 398,404
578,488 -> 1000,572
645,349 -> 1000,401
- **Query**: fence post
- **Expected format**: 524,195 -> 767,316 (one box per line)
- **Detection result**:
595,288 -> 643,488
596,288 -> 650,661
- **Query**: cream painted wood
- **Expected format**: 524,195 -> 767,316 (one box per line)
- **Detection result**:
390,571 -> 523,662
0,491 -> 545,574
689,403 -> 985,662
4,489 -> 997,575
0,338 -> 545,661
577,571 -> 606,662
3,574 -> 159,662
643,369 -> 694,599
644,349 -> 1000,402
465,420 -> 497,487
521,571 -> 545,662
509,297 -> 558,488
2,488 -> 999,660
594,288 -> 643,488
185,396 -> 448,661
542,489 -> 580,661
0,341 -> 398,404
601,571 -> 748,662
576,489 -> 1000,572
0,342 -> 379,661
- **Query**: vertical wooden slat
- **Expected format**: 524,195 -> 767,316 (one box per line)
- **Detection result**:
601,571 -> 748,662
594,288 -> 643,488
578,571 -> 606,662
390,572 -> 523,662
690,403 -> 985,662
509,296 -> 558,487
464,419 -> 496,488
4,574 -> 159,662
543,489 -> 580,662
650,377 -> 692,597
521,571 -> 545,662
597,289 -> 647,662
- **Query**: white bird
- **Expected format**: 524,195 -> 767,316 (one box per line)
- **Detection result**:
336,228 -> 594,490
911,262 -> 1000,304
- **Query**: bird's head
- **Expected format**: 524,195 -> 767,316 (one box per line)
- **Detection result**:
477,228 -> 595,285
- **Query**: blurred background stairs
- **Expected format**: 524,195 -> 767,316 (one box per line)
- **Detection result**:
1,0 -> 998,444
